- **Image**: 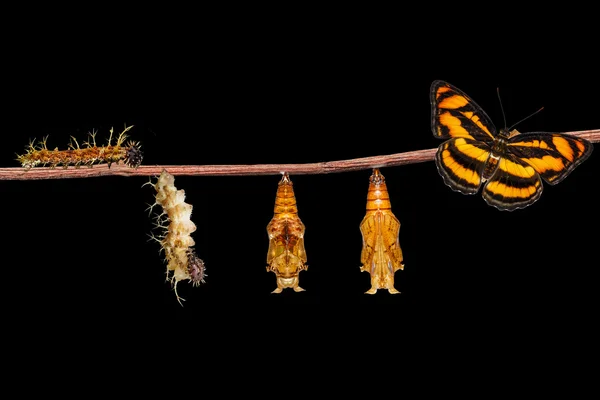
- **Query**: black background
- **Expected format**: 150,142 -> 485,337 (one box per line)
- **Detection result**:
1,11 -> 598,326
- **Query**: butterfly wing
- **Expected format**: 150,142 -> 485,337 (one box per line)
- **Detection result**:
435,137 -> 492,195
482,152 -> 544,211
507,132 -> 594,185
431,80 -> 499,195
430,80 -> 497,142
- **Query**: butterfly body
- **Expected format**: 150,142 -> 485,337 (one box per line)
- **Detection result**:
430,80 -> 593,211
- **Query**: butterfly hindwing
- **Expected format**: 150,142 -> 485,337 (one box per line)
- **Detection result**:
430,80 -> 497,142
435,137 -> 491,194
507,132 -> 594,185
482,152 -> 544,211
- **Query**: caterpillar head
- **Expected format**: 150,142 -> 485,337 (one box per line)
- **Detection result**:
187,249 -> 206,287
124,141 -> 143,168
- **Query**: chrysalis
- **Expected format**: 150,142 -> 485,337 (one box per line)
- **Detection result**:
359,168 -> 404,294
266,172 -> 308,293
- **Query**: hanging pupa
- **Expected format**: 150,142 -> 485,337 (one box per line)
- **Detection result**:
359,168 -> 404,294
266,172 -> 308,293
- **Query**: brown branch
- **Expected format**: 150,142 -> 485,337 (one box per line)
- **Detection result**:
2,129 -> 599,180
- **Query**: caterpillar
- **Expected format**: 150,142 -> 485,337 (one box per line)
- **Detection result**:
266,172 -> 308,293
147,169 -> 206,305
16,125 -> 143,169
359,168 -> 404,294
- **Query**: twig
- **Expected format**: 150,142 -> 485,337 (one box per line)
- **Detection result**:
1,129 -> 598,181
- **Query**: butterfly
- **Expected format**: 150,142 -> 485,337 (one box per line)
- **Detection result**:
430,80 -> 593,211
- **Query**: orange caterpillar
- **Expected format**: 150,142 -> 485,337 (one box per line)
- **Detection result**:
16,125 -> 143,169
359,168 -> 404,294
266,172 -> 308,293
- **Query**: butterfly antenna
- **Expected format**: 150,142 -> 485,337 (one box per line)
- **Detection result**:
507,106 -> 545,132
497,86 -> 508,131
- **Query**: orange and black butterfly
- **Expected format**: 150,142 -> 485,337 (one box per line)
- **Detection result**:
430,80 -> 593,211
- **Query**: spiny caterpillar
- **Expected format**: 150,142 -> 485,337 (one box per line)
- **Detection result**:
16,125 -> 143,169
146,169 -> 206,305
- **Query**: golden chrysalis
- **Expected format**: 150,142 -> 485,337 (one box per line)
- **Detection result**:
266,172 -> 308,293
359,168 -> 404,294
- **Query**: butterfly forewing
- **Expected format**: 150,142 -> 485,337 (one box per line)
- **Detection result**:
430,80 -> 497,142
507,132 -> 594,185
